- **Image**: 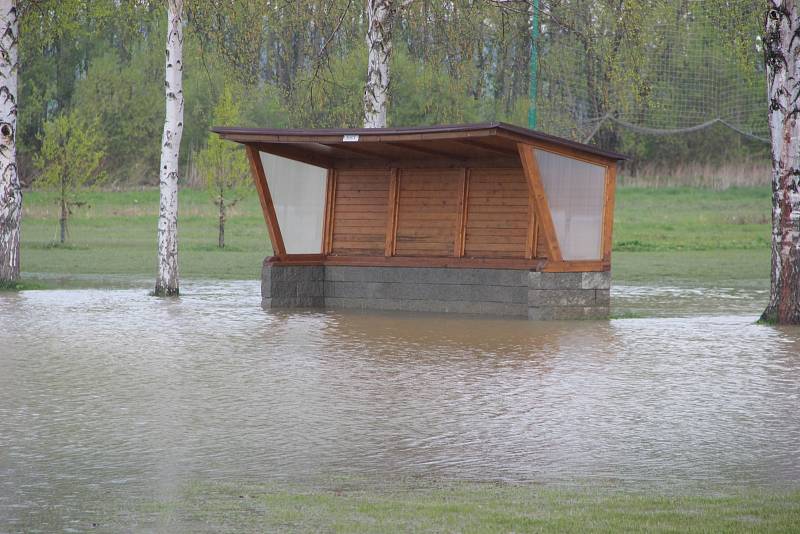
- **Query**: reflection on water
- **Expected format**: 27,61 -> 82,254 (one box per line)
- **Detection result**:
0,278 -> 798,530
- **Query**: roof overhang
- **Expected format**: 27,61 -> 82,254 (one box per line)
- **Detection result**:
211,122 -> 628,169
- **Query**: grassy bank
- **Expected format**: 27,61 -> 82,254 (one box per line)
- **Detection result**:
20,189 -> 271,280
126,481 -> 800,533
17,186 -> 771,285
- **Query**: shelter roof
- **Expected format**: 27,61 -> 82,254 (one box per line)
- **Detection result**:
211,122 -> 627,168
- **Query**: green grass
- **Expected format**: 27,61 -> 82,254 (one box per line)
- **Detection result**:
20,189 -> 272,281
613,187 -> 771,252
125,481 -> 800,533
16,186 -> 772,286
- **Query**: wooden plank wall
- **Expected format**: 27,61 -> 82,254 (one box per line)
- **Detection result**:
328,166 -> 557,263
394,169 -> 463,257
463,168 -> 529,259
330,169 -> 391,256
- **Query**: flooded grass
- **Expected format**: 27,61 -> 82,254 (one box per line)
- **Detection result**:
126,481 -> 800,533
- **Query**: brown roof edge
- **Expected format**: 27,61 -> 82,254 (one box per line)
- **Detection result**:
211,122 -> 629,161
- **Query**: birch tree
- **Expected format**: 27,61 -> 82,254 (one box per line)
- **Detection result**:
155,0 -> 184,297
363,0 -> 404,127
0,0 -> 18,284
761,0 -> 800,324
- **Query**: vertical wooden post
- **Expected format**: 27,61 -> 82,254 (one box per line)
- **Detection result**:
525,193 -> 538,260
245,145 -> 287,259
517,143 -> 562,262
321,169 -> 336,255
601,163 -> 617,266
385,168 -> 400,256
454,168 -> 469,257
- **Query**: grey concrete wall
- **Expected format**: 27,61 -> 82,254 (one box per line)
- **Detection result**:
261,262 -> 324,308
527,271 -> 611,320
262,261 -> 610,320
325,266 -> 528,316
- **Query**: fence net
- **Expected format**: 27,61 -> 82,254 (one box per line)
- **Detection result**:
533,0 -> 767,144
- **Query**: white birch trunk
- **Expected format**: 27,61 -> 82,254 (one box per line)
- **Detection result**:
762,1 -> 800,324
0,1 -> 19,284
155,0 -> 184,296
363,0 -> 396,128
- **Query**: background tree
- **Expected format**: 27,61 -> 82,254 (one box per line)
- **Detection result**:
0,0 -> 18,284
33,110 -> 105,244
155,0 -> 184,297
761,0 -> 800,324
9,0 -> 769,190
197,87 -> 250,248
364,0 -> 405,127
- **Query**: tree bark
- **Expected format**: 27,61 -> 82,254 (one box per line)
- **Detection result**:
761,1 -> 800,324
0,1 -> 19,283
218,195 -> 225,249
363,0 -> 397,128
155,0 -> 184,297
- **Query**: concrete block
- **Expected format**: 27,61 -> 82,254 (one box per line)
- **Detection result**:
261,278 -> 271,298
581,271 -> 611,290
594,289 -> 611,306
272,295 -> 325,308
263,262 -> 604,319
479,301 -> 528,316
528,289 -> 597,307
325,297 -> 367,310
483,269 -> 528,287
528,272 -> 583,289
468,284 -> 526,304
528,305 -> 609,320
528,306 -> 556,320
327,266 -> 374,283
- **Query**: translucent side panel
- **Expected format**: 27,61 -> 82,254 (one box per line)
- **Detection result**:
260,152 -> 327,254
534,149 -> 606,260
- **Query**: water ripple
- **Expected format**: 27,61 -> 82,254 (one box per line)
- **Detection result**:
0,279 -> 798,529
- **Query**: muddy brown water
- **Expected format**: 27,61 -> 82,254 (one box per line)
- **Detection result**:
1,278 -> 798,530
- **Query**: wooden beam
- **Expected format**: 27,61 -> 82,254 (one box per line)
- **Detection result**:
385,168 -> 400,256
322,169 -> 336,255
453,138 -> 518,156
601,163 -> 617,263
517,143 -> 562,262
332,156 -> 522,170
273,254 -> 325,266
454,168 -> 469,257
383,141 -> 459,159
324,255 -> 546,270
327,142 -> 386,159
525,193 -> 538,260
255,142 -> 334,169
246,145 -> 287,260
542,260 -> 607,273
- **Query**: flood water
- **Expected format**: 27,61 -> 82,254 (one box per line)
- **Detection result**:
1,278 -> 799,530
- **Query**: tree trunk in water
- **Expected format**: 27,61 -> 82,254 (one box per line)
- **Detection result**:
363,0 -> 396,128
762,1 -> 800,324
0,1 -> 19,284
155,0 -> 184,297
218,196 -> 225,249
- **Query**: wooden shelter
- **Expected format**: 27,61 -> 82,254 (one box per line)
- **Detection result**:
213,122 -> 625,319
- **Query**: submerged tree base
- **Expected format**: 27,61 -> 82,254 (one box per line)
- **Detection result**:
151,286 -> 180,297
0,279 -> 47,291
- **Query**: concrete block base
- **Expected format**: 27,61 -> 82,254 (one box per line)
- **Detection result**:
261,260 -> 610,320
